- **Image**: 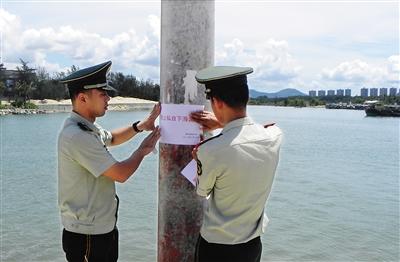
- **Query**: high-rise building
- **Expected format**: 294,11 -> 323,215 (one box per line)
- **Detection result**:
389,87 -> 397,96
360,88 -> 368,97
336,89 -> 344,96
327,90 -> 335,96
318,90 -> 326,97
345,89 -> 351,96
379,88 -> 388,96
370,88 -> 378,97
309,90 -> 317,97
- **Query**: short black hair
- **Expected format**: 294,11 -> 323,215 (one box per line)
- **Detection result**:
68,87 -> 88,102
207,76 -> 249,108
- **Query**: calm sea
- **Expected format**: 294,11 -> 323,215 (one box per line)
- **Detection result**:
1,106 -> 399,262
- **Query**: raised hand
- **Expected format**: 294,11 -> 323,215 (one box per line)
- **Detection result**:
190,110 -> 222,132
138,126 -> 161,156
138,102 -> 161,131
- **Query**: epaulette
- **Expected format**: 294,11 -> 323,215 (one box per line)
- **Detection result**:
77,122 -> 92,132
264,123 -> 276,128
197,133 -> 222,147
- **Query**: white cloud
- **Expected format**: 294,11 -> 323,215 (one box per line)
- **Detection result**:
0,8 -> 22,62
321,57 -> 399,86
148,14 -> 160,41
387,55 -> 400,83
1,8 -> 160,80
1,2 -> 397,93
216,38 -> 301,90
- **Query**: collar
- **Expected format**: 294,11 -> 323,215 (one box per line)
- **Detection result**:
70,111 -> 100,134
221,116 -> 253,134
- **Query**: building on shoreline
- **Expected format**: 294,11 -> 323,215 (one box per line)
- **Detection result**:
307,87 -> 398,98
361,88 -> 369,97
336,89 -> 344,96
370,88 -> 378,96
380,88 -> 388,96
1,64 -> 35,97
327,90 -> 335,96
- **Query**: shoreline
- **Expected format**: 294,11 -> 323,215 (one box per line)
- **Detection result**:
0,96 -> 157,115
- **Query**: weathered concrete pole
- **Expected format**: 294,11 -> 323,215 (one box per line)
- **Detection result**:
158,0 -> 214,261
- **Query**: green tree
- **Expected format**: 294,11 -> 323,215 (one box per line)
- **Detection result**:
67,65 -> 79,75
0,82 -> 5,105
0,63 -> 5,104
15,59 -> 36,105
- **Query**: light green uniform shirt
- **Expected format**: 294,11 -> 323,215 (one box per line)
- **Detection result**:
197,117 -> 283,244
58,112 -> 118,235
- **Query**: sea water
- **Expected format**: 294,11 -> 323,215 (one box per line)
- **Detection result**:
1,106 -> 399,261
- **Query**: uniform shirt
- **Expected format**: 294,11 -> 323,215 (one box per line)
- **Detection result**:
197,117 -> 282,244
58,111 -> 118,235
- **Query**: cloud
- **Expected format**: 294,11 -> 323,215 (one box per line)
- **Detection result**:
1,8 -> 23,61
387,55 -> 400,83
321,56 -> 399,85
1,4 -> 397,93
0,8 -> 160,80
216,38 -> 301,89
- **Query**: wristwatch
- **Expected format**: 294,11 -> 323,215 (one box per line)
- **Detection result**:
132,121 -> 143,133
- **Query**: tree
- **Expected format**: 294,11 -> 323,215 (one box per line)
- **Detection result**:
0,63 -> 5,103
15,59 -> 36,104
0,82 -> 5,105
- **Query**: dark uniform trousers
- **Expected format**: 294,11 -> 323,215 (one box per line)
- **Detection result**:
62,228 -> 118,262
195,235 -> 262,262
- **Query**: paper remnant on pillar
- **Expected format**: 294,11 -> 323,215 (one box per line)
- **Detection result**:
181,159 -> 198,187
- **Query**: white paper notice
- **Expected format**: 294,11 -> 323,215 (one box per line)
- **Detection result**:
181,159 -> 197,187
160,104 -> 204,145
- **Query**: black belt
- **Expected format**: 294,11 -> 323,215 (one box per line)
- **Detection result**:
114,194 -> 119,228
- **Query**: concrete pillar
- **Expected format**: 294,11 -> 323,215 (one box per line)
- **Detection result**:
158,1 -> 214,261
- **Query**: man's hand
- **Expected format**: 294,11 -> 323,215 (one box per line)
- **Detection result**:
190,110 -> 222,132
138,102 -> 161,131
138,126 -> 161,156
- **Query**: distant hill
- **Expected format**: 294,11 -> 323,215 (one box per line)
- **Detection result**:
250,88 -> 307,98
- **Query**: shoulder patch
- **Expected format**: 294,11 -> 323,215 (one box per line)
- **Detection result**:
196,159 -> 203,176
77,122 -> 92,132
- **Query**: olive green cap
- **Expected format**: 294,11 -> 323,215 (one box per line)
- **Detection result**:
195,66 -> 253,84
195,66 -> 253,99
60,61 -> 116,92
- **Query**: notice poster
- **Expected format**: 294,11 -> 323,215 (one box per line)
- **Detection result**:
160,103 -> 204,145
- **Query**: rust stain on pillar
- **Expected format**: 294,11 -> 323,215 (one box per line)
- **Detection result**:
158,0 -> 214,261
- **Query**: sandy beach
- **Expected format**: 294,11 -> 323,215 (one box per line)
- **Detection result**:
0,96 -> 157,115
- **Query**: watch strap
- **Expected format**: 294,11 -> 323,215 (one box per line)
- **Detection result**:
132,121 -> 143,133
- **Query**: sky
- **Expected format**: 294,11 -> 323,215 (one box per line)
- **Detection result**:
0,0 -> 399,95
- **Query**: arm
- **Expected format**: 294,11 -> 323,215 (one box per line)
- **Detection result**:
110,102 -> 161,146
103,126 -> 161,183
190,110 -> 222,132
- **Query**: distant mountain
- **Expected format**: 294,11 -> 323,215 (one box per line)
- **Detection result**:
249,88 -> 307,98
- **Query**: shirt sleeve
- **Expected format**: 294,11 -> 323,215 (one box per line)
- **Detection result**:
68,131 -> 117,178
196,148 -> 221,197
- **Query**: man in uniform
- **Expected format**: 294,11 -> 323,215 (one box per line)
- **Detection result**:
57,61 -> 161,261
190,66 -> 283,262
